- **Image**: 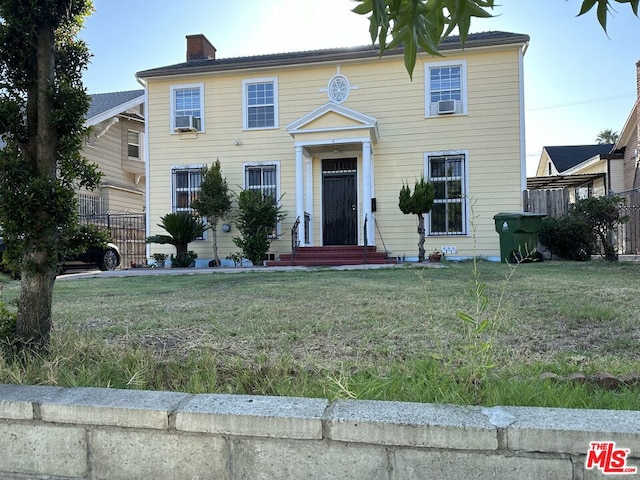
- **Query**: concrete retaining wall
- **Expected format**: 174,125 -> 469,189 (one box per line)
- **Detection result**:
0,384 -> 638,479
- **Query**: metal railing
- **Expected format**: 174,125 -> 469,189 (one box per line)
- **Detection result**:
79,213 -> 146,268
363,214 -> 368,264
374,216 -> 390,258
291,216 -> 301,265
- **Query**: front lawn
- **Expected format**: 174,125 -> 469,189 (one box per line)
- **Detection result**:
2,260 -> 639,409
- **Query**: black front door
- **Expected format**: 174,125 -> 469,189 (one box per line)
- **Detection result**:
322,158 -> 357,245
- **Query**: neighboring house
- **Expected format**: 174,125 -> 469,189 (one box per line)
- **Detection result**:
81,89 -> 146,215
612,61 -> 639,197
136,32 -> 529,264
530,143 -> 619,201
530,60 -> 640,203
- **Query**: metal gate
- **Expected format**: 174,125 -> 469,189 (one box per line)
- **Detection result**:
322,158 -> 357,245
79,214 -> 146,269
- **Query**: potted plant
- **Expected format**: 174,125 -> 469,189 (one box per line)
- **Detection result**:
152,253 -> 168,268
428,251 -> 443,263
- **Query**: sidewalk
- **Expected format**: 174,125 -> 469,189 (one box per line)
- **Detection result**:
55,262 -> 435,281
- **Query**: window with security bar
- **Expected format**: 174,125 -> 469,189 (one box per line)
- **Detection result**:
172,167 -> 204,239
427,154 -> 466,235
172,168 -> 202,213
245,164 -> 279,237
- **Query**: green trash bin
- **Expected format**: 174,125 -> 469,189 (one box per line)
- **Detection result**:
493,212 -> 545,263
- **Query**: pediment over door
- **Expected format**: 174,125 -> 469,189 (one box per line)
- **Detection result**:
286,102 -> 379,143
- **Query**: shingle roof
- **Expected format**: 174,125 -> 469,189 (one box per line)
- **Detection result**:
87,89 -> 145,121
544,144 -> 615,173
137,31 -> 529,79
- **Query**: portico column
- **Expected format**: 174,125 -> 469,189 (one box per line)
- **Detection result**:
305,156 -> 313,245
295,145 -> 305,245
362,141 -> 374,246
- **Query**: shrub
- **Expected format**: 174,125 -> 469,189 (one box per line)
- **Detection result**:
170,250 -> 197,268
146,212 -> 207,265
539,216 -> 593,261
0,300 -> 17,343
570,196 -> 628,261
233,190 -> 286,266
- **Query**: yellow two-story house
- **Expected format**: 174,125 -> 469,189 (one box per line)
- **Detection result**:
137,31 -> 529,265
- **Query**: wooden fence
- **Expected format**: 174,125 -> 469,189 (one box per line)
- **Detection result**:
523,189 -> 569,217
525,188 -> 640,255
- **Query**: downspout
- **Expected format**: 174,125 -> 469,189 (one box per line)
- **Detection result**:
518,41 -> 529,208
136,75 -> 150,260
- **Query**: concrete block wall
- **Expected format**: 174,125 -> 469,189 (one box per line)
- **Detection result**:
0,384 -> 638,479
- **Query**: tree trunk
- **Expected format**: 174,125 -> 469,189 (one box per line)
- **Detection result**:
211,223 -> 221,266
16,23 -> 59,350
16,264 -> 56,350
417,214 -> 426,262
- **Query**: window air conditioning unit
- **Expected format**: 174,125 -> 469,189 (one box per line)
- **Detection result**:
437,100 -> 456,115
174,115 -> 199,132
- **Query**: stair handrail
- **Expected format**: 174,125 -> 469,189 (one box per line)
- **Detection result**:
363,214 -> 368,264
291,216 -> 301,266
374,216 -> 390,258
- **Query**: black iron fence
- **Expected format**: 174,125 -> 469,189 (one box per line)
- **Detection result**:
79,214 -> 146,268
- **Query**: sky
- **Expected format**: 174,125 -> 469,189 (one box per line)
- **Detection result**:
80,0 -> 640,176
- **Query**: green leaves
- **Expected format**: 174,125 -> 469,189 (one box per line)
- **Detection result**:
353,0 -> 496,78
353,0 -> 638,78
578,0 -> 639,31
146,212 -> 208,257
398,178 -> 434,215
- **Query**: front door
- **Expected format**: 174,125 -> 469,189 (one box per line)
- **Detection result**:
322,158 -> 357,245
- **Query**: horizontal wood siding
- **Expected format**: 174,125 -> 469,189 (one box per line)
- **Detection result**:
147,46 -> 524,261
82,118 -> 145,214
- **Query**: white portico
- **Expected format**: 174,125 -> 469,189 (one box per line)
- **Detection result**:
287,100 -> 380,248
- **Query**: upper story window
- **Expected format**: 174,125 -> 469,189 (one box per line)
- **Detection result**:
426,152 -> 468,236
127,130 -> 140,159
243,77 -> 278,130
170,83 -> 204,132
425,60 -> 467,117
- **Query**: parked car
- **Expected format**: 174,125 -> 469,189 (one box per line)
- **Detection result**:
0,237 -> 121,273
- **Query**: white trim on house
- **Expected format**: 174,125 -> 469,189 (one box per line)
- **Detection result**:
86,95 -> 145,127
287,102 -> 380,143
518,45 -> 527,196
424,59 -> 468,118
242,76 -> 279,130
169,83 -> 205,133
424,149 -> 470,237
562,155 -> 605,175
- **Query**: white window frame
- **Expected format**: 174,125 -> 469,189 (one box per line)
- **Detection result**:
424,150 -> 469,236
425,60 -> 467,118
127,130 -> 140,159
170,164 -> 206,240
170,83 -> 205,133
242,161 -> 281,238
242,77 -> 279,130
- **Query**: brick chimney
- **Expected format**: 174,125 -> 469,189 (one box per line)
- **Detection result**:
186,34 -> 216,62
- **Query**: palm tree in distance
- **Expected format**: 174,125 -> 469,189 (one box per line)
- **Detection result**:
595,129 -> 619,145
